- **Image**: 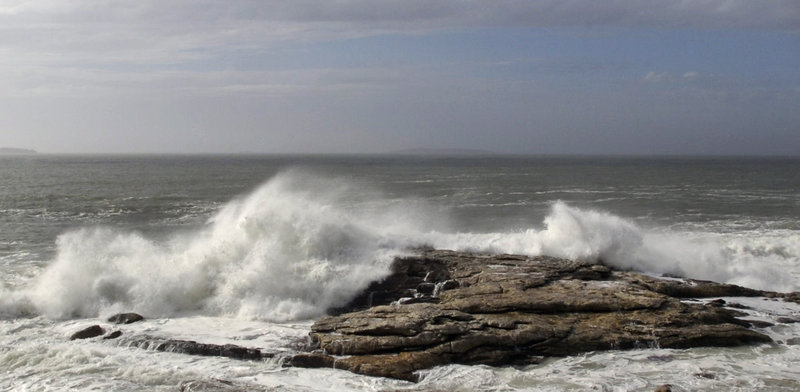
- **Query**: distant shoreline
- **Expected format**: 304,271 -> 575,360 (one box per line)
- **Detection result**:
389,148 -> 494,156
3,151 -> 799,160
0,147 -> 37,154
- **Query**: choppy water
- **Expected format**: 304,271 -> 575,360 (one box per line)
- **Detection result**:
1,154 -> 799,391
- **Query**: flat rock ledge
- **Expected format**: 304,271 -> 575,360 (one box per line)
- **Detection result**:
287,249 -> 789,382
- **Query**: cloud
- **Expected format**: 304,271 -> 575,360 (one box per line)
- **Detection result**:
2,0 -> 798,67
1,0 -> 797,97
643,71 -> 705,83
0,62 -> 419,99
644,71 -> 671,82
1,1 -> 798,155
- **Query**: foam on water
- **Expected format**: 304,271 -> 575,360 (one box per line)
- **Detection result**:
429,202 -> 799,291
14,171 -> 434,321
3,171 -> 799,322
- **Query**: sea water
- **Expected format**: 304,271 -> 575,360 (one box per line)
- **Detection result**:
1,154 -> 799,391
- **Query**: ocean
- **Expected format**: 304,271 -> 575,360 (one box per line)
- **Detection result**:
1,154 -> 799,391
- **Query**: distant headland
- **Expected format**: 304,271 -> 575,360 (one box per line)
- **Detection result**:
0,147 -> 37,154
390,148 -> 493,156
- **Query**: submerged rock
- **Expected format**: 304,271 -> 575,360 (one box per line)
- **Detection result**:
291,249 -> 777,381
70,325 -> 105,340
107,312 -> 144,324
103,330 -> 123,340
124,336 -> 269,360
179,379 -> 272,392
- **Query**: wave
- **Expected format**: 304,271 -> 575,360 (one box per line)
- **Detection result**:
3,171 -> 798,321
20,171 -> 434,321
428,202 -> 798,291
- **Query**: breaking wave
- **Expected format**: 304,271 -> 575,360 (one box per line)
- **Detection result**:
4,171 -> 798,321
429,202 -> 798,291
21,171 -> 432,321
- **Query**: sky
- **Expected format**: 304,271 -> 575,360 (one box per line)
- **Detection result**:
1,0 -> 799,155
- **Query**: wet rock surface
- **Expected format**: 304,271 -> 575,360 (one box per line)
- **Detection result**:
103,330 -> 123,340
124,336 -> 270,360
291,249 -> 780,382
107,312 -> 145,324
70,325 -> 105,340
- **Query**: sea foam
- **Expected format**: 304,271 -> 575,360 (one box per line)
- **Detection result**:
429,202 -> 797,291
6,171 -> 799,321
25,171 -> 426,320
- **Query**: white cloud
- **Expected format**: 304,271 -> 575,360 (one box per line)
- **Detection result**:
644,71 -> 670,82
1,0 -> 798,67
1,1 -> 798,155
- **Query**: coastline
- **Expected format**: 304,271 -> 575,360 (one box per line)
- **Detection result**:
63,249 -> 798,386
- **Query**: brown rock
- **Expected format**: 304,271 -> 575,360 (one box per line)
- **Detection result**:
292,250 -> 776,381
284,353 -> 336,368
125,336 -> 268,360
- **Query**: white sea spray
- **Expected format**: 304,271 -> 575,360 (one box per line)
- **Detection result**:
429,201 -> 797,291
2,171 -> 798,321
23,171 -> 431,321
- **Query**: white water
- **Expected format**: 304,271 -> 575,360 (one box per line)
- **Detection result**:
2,170 -> 800,391
2,171 -> 798,322
11,171 -> 437,321
429,202 -> 799,292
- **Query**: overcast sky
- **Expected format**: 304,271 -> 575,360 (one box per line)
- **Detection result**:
1,0 -> 799,155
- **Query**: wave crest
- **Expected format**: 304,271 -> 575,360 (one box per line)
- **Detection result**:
26,171 -> 420,321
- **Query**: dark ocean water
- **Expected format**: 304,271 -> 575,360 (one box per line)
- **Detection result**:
2,154 -> 798,258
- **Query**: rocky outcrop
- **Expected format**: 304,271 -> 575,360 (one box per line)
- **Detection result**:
291,250 -> 778,382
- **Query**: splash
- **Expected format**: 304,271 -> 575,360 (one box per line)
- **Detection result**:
25,171 -> 430,321
6,173 -> 798,321
430,202 -> 796,291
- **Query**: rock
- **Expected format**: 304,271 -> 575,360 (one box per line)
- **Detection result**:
781,292 -> 800,304
284,353 -> 336,368
103,330 -> 123,340
416,282 -> 436,295
107,312 -> 144,324
740,319 -> 775,328
125,336 -> 268,360
726,302 -> 751,310
708,298 -> 726,307
777,317 -> 799,324
292,250 -> 775,381
70,325 -> 105,340
654,385 -> 672,392
439,279 -> 460,292
647,355 -> 674,362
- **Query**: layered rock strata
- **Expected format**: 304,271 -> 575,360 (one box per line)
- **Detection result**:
290,250 -> 780,381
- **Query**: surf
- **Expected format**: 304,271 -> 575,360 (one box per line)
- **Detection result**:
4,170 -> 798,321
